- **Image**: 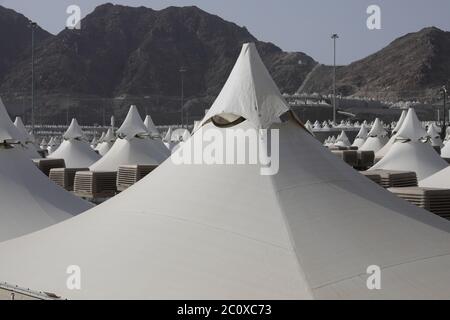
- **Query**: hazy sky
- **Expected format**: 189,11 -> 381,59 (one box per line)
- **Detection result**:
1,0 -> 449,65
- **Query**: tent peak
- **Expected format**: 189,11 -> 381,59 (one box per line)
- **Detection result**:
200,42 -> 290,129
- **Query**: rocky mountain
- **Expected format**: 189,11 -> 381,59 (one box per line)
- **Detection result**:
299,27 -> 450,101
0,6 -> 50,85
0,4 -> 316,124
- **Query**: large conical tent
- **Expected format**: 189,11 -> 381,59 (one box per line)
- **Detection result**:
359,118 -> 388,152
370,108 -> 448,180
0,105 -> 92,243
89,106 -> 169,172
2,43 -> 450,299
375,110 -> 407,159
48,119 -> 101,168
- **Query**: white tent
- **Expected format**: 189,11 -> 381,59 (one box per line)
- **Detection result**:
89,106 -> 170,172
14,117 -> 33,143
334,130 -> 350,147
95,128 -> 115,156
352,124 -> 368,148
144,115 -> 160,138
427,124 -> 443,147
0,100 -> 40,158
359,118 -> 388,153
0,107 -> 92,243
48,119 -> 101,168
370,108 -> 447,180
1,43 -> 450,299
375,110 -> 408,159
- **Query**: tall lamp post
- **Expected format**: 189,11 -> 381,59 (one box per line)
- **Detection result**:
441,86 -> 448,140
331,34 -> 339,124
30,21 -> 37,134
179,67 -> 187,128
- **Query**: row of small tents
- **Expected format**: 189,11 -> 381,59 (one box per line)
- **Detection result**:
321,108 -> 450,187
0,43 -> 450,299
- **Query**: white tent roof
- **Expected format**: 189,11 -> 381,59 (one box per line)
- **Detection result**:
63,119 -> 84,140
144,115 -> 160,137
48,139 -> 101,168
370,141 -> 448,180
367,118 -> 387,137
396,108 -> 427,141
392,110 -> 407,134
0,108 -> 92,243
352,125 -> 368,148
117,105 -> 148,139
13,117 -> 32,143
90,137 -> 169,172
1,43 -> 450,299
103,128 -> 115,142
98,132 -> 106,143
2,118 -> 450,298
49,119 -> 100,167
200,43 -> 289,129
335,130 -> 350,147
420,165 -> 450,189
0,98 -> 28,143
163,127 -> 172,142
0,147 -> 92,243
427,124 -> 443,147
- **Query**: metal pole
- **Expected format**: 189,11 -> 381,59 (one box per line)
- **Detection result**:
444,86 -> 448,140
180,67 -> 187,128
30,22 -> 37,134
332,34 -> 338,124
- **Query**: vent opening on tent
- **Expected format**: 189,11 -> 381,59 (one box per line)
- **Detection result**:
211,113 -> 246,128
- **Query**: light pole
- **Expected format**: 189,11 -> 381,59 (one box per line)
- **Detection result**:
180,67 -> 187,128
30,21 -> 37,134
331,34 -> 339,124
441,86 -> 448,140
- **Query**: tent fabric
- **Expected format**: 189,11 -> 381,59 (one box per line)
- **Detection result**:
1,43 -> 450,299
0,98 -> 29,143
95,128 -> 115,156
334,130 -> 350,147
427,124 -> 443,147
376,111 -> 408,159
89,137 -> 169,172
200,43 -> 289,129
420,166 -> 450,188
117,105 -> 149,139
1,119 -> 450,299
352,125 -> 368,148
359,118 -> 388,152
370,141 -> 448,180
13,117 -> 33,143
63,119 -> 85,140
396,108 -> 427,141
392,110 -> 407,135
49,119 -> 101,168
163,127 -> 172,142
48,139 -> 101,168
144,115 -> 160,137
